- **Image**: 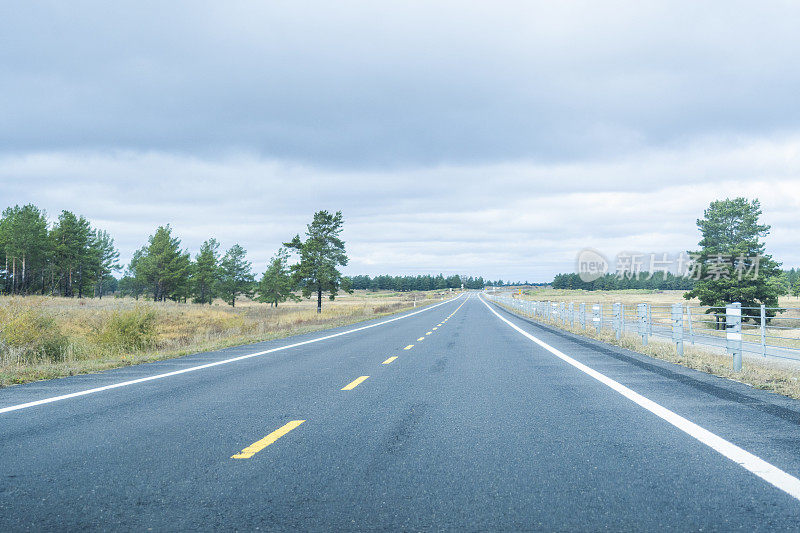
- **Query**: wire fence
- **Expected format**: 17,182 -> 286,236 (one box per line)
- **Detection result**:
485,292 -> 800,370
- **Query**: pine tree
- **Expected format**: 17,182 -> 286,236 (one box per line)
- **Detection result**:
684,198 -> 782,322
51,211 -> 93,297
0,204 -> 50,294
218,244 -> 254,307
285,211 -> 351,313
256,248 -> 298,307
191,238 -> 220,304
136,226 -> 191,302
119,247 -> 147,300
91,229 -> 120,298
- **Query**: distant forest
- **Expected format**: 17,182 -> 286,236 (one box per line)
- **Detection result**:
348,274 -> 484,291
550,269 -> 800,294
551,272 -> 695,291
346,275 -> 546,291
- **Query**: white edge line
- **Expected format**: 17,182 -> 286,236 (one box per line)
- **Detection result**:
0,294 -> 465,415
480,295 -> 800,503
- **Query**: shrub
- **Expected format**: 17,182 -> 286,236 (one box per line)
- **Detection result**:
95,307 -> 157,352
0,299 -> 69,364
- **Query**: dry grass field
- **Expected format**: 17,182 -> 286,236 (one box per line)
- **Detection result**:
514,287 -> 800,308
0,290 -> 453,387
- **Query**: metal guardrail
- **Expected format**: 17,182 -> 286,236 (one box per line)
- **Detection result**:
485,293 -> 800,370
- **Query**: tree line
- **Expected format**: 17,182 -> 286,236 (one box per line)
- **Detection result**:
551,272 -> 696,291
348,274 -> 484,292
2,205 -> 499,309
119,210 -> 352,311
2,207 -> 425,312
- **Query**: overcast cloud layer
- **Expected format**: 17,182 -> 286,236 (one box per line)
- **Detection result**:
1,1 -> 799,281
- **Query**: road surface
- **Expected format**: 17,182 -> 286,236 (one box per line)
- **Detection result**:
2,293 -> 800,530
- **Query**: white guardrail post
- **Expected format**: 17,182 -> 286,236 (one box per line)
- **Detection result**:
613,302 -> 621,340
579,303 -> 586,330
671,303 -> 684,358
726,302 -> 742,371
637,303 -> 648,346
569,302 -> 574,328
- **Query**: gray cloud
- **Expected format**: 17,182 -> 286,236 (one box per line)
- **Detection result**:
2,2 -> 800,167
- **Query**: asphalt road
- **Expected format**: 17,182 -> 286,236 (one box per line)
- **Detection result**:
2,293 -> 800,531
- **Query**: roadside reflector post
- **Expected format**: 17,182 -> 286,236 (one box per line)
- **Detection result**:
760,304 -> 766,358
560,302 -> 566,326
579,303 -> 586,330
637,303 -> 648,346
613,302 -> 621,340
569,302 -> 574,328
592,304 -> 601,334
726,302 -> 742,371
671,303 -> 684,358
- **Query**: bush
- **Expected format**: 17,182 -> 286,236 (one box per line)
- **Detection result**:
95,307 -> 157,352
0,300 -> 69,364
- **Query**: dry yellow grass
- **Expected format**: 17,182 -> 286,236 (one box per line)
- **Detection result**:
492,296 -> 800,400
0,290 -> 453,387
517,287 -> 800,308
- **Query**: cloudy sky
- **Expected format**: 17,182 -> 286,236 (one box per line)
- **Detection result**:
1,1 -> 799,281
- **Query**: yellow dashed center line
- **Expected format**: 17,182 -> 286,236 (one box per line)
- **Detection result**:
382,356 -> 398,364
433,327 -> 438,330
437,323 -> 442,327
417,337 -> 425,341
404,344 -> 414,350
231,420 -> 305,459
425,331 -> 432,335
341,375 -> 370,390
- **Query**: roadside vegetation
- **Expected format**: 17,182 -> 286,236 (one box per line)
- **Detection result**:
0,205 -> 472,387
0,290 -> 451,387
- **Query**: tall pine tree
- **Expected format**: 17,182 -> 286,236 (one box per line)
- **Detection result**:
684,198 -> 782,321
284,210 -> 351,313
